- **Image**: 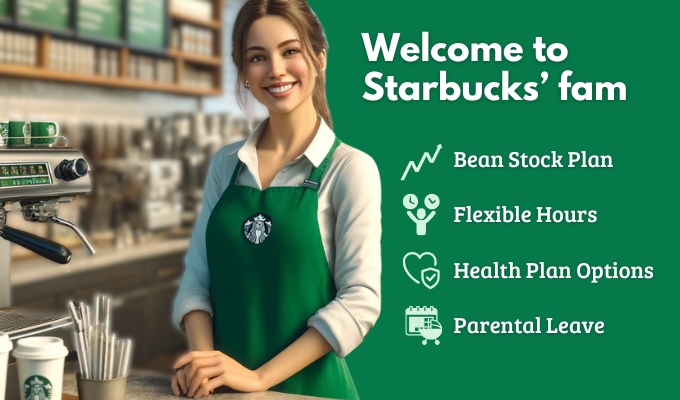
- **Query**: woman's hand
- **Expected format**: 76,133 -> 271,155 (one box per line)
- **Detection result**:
171,365 -> 186,396
172,366 -> 214,397
173,351 -> 267,398
171,365 -> 214,397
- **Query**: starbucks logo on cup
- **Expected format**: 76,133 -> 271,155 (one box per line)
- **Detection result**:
22,123 -> 30,144
23,375 -> 53,399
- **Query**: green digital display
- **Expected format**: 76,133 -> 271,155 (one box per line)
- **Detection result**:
78,0 -> 123,40
0,176 -> 51,187
0,0 -> 9,18
128,0 -> 165,50
18,0 -> 71,31
0,163 -> 52,188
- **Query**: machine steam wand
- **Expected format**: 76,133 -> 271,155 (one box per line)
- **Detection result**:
50,216 -> 95,255
19,201 -> 96,256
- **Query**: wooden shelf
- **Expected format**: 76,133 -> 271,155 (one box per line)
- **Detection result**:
0,0 -> 224,96
0,63 -> 222,96
170,12 -> 222,30
168,49 -> 222,66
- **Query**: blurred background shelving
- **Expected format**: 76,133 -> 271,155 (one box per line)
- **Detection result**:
1,0 -> 269,377
0,0 -> 224,95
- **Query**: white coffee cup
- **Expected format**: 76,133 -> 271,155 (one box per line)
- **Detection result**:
12,337 -> 68,400
0,332 -> 13,400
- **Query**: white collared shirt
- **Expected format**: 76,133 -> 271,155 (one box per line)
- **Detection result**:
172,118 -> 382,358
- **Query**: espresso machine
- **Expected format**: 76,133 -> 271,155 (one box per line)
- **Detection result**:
0,143 -> 96,399
93,158 -> 184,233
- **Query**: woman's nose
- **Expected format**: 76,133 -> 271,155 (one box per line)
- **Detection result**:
268,56 -> 286,78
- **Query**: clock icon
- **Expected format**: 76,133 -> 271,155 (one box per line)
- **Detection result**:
403,194 -> 418,210
424,194 -> 440,210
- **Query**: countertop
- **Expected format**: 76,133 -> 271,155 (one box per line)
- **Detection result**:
62,361 -> 329,400
11,236 -> 190,286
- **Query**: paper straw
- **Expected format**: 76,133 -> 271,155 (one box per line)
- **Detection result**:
99,330 -> 105,380
107,334 -> 116,380
81,303 -> 90,345
73,332 -> 84,376
115,339 -> 125,379
80,302 -> 89,327
78,331 -> 90,379
96,329 -> 102,380
89,327 -> 97,380
84,327 -> 89,379
120,339 -> 132,378
102,332 -> 109,380
111,339 -> 119,379
103,297 -> 111,335
94,296 -> 100,330
67,303 -> 84,377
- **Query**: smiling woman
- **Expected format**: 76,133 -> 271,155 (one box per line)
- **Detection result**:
171,1 -> 382,399
240,15 -> 324,128
232,0 -> 331,129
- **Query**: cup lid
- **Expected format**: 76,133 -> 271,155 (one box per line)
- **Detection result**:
0,332 -> 12,353
12,336 -> 68,360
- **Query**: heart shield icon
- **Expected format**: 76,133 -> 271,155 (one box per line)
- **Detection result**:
403,252 -> 437,284
421,267 -> 440,289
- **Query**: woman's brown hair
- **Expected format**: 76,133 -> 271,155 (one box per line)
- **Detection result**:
232,0 -> 332,129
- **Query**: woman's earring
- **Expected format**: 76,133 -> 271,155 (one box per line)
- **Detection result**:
245,81 -> 250,90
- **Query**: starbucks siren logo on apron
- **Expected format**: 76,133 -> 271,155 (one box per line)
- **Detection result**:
243,212 -> 272,244
23,375 -> 52,400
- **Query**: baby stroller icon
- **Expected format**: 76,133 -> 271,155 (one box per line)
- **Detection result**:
420,319 -> 442,345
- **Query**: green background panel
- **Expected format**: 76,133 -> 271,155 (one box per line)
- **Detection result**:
302,0 -> 679,399
0,0 -> 8,18
18,0 -> 70,30
128,0 -> 165,50
78,0 -> 122,40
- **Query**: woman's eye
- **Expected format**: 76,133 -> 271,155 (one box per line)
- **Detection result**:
249,55 -> 264,62
284,49 -> 299,56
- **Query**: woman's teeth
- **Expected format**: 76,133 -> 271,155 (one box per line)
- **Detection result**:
268,84 -> 293,93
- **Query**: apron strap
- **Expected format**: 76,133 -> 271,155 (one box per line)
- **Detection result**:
229,160 -> 243,187
305,137 -> 342,189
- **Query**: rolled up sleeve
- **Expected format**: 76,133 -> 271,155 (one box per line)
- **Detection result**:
172,147 -> 233,332
308,151 -> 382,358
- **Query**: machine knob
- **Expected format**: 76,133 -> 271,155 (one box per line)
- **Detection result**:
55,158 -> 89,181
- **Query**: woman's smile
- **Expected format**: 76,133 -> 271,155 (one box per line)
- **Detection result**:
265,81 -> 298,98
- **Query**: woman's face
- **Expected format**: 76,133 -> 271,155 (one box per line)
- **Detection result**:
243,15 -> 325,116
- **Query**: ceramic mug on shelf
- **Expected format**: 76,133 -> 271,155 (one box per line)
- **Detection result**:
31,121 -> 59,145
8,121 -> 31,146
0,122 -> 8,147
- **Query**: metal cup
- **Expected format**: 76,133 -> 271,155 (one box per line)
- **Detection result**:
76,373 -> 127,400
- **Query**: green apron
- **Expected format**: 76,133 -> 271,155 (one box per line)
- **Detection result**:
205,138 -> 359,399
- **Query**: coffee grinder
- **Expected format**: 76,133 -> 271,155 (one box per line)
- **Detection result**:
0,140 -> 96,398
